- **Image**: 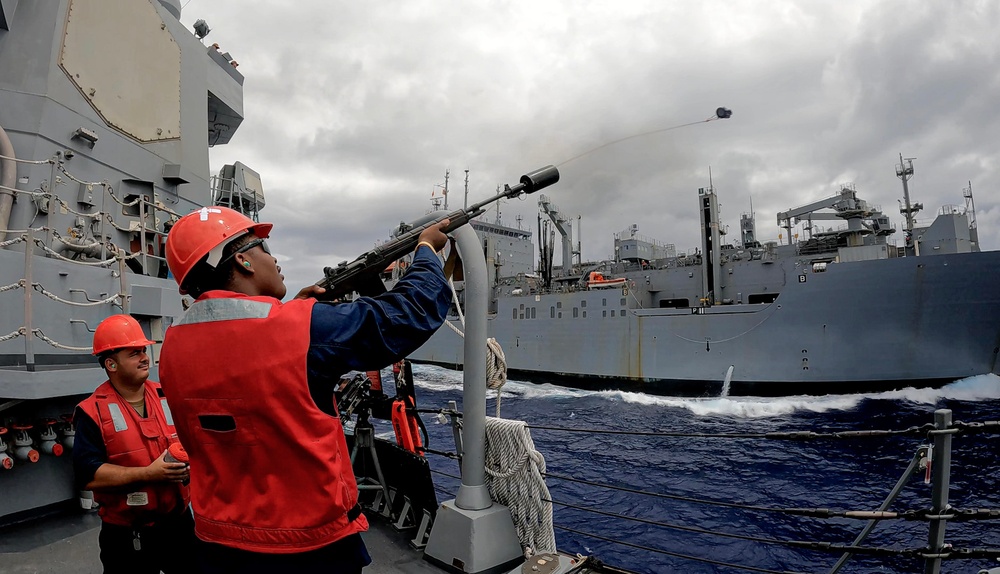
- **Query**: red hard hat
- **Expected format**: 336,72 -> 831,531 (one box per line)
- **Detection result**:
92,314 -> 155,355
165,207 -> 272,294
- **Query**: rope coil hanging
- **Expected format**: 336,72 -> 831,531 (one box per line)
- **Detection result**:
484,416 -> 556,555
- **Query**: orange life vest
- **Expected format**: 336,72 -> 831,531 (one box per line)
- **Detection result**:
159,292 -> 367,553
77,380 -> 189,527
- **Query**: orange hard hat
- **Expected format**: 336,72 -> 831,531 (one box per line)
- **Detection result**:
92,314 -> 154,355
165,207 -> 272,294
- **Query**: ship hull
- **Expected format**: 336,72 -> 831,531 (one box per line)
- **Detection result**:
411,250 -> 1000,395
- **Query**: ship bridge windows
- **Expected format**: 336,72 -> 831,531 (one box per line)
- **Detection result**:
659,298 -> 690,309
748,293 -> 779,304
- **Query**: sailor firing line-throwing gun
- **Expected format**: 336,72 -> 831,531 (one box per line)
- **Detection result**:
315,165 -> 560,300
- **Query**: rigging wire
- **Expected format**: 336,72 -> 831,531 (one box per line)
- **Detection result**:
553,523 -> 810,574
543,472 -> 1000,523
429,468 -> 462,481
525,423 -> 940,440
547,497 -> 921,556
554,512 -> 998,561
544,471 -> 849,519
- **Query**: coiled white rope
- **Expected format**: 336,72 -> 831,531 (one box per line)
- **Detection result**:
484,416 -> 556,555
485,337 -> 507,416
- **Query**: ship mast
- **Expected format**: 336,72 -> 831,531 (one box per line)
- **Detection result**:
895,154 -> 922,255
463,169 -> 469,210
698,168 -> 722,306
964,180 -> 979,250
443,169 -> 450,210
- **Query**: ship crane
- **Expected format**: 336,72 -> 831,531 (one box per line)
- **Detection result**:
538,193 -> 578,277
776,185 -> 876,247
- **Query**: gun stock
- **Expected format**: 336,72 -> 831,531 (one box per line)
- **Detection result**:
316,165 -> 559,300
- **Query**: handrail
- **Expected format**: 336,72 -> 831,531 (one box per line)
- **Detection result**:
420,402 -> 998,574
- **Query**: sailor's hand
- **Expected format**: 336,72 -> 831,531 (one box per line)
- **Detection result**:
294,285 -> 327,300
417,219 -> 450,252
148,450 -> 190,484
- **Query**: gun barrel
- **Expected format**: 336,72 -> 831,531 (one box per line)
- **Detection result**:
316,165 -> 560,298
466,165 -> 560,213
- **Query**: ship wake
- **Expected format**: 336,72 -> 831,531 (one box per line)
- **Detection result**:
411,365 -> 1000,419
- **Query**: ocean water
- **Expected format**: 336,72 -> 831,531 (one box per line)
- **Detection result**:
399,365 -> 1000,574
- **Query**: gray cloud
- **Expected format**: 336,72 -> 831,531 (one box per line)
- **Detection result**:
184,0 -> 1000,293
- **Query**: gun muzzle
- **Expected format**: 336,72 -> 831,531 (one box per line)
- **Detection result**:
517,165 -> 560,194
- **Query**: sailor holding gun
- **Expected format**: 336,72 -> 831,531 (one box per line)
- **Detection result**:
158,206 -> 451,573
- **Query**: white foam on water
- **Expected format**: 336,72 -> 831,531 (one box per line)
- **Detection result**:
602,374 -> 1000,418
410,365 -> 1000,419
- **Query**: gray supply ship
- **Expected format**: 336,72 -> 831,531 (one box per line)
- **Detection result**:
406,165 -> 1000,396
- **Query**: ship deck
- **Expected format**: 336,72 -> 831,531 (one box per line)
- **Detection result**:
0,506 -> 444,574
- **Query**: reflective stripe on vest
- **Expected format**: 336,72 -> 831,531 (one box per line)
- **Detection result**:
107,403 -> 129,432
176,298 -> 272,326
160,398 -> 174,426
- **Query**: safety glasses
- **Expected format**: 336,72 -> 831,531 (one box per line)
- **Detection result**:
218,237 -> 270,268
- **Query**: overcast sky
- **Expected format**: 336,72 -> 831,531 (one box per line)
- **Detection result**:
180,1 -> 1000,293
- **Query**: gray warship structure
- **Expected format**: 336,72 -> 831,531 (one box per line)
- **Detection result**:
0,0 -> 256,520
407,164 -> 1000,396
